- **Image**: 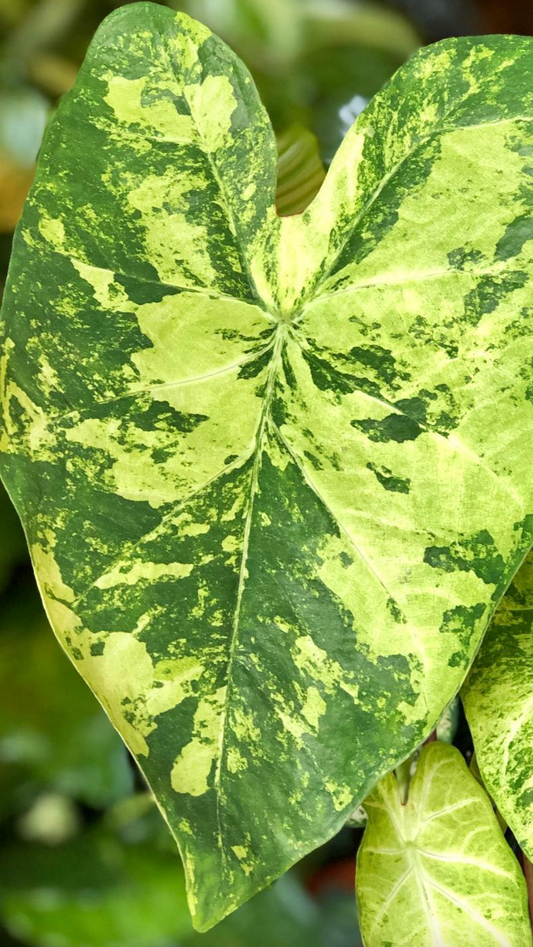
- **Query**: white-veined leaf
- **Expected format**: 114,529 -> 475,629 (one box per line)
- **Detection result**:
357,742 -> 531,947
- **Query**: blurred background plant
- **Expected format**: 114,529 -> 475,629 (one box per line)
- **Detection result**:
0,1 -> 528,945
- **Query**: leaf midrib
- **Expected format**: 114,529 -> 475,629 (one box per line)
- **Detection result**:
305,257 -> 528,306
213,322 -> 286,865
173,44 -> 268,310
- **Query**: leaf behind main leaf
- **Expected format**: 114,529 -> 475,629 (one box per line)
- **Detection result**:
463,550 -> 533,860
275,125 -> 326,216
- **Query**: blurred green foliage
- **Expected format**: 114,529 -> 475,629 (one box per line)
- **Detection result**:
0,0 -> 421,236
0,589 -> 133,817
0,827 -> 358,947
0,0 -> 505,944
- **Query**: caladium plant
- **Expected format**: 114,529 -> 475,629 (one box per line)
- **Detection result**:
2,2 -> 533,942
357,742 -> 532,947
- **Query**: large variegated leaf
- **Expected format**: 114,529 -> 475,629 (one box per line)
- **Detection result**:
3,4 -> 533,929
357,742 -> 532,947
463,550 -> 533,859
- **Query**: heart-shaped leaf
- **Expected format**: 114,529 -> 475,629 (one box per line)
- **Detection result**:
2,4 -> 533,929
356,742 -> 532,947
463,550 -> 533,859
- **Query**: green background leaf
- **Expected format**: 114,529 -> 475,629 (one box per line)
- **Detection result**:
4,4 -> 533,929
357,742 -> 532,947
179,0 -> 419,161
0,833 -> 192,947
275,125 -> 325,216
463,550 -> 533,861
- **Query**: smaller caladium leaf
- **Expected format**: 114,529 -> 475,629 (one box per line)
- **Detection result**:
463,550 -> 533,859
357,742 -> 531,947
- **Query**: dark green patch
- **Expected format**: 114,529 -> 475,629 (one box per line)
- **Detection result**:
424,530 -> 505,585
519,787 -> 533,808
151,447 -> 173,463
281,347 -> 297,389
394,396 -> 429,425
352,413 -> 422,443
447,246 -> 485,270
440,603 -> 487,667
496,215 -> 533,261
387,599 -> 406,623
237,345 -> 273,380
367,462 -> 410,494
303,449 -> 323,471
462,271 -> 528,325
349,344 -> 405,387
304,349 -> 360,396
